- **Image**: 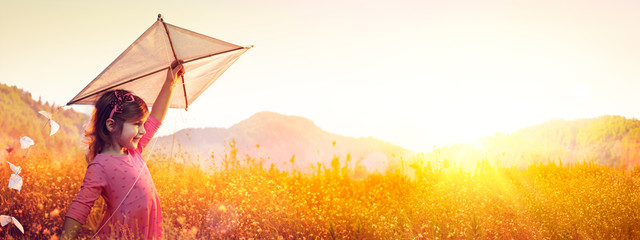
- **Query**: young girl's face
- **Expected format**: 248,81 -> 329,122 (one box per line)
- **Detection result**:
114,115 -> 148,151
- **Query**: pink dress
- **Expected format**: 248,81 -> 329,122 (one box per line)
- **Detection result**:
66,116 -> 163,239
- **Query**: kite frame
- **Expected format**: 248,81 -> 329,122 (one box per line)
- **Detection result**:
66,14 -> 248,110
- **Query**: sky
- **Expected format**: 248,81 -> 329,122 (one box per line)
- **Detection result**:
1,0 -> 640,152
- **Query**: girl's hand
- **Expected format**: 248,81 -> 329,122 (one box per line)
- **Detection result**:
152,60 -> 186,122
169,60 -> 185,85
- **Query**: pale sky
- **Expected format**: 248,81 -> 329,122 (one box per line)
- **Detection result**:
1,0 -> 639,152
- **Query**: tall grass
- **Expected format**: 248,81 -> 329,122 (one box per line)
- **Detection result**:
1,145 -> 639,239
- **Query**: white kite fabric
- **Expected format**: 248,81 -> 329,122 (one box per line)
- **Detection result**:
67,19 -> 251,109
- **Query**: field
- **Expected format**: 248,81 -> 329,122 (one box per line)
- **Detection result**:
1,145 -> 640,240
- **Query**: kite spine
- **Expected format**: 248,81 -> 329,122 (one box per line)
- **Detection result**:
161,19 -> 190,111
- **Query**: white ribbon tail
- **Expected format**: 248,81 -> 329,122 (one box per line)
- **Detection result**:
50,120 -> 60,136
0,215 -> 11,226
9,174 -> 23,192
12,217 -> 24,234
7,161 -> 21,175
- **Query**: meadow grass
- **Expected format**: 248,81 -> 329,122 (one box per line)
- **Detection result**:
1,147 -> 639,239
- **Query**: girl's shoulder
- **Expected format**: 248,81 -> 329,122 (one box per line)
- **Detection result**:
90,153 -> 125,167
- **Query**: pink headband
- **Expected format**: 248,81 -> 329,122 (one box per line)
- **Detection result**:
108,90 -> 135,119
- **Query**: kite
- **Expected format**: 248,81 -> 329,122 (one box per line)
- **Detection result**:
67,14 -> 252,110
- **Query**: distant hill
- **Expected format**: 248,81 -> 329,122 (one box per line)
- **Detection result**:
0,83 -> 89,159
4,83 -> 638,171
420,115 -> 640,170
155,111 -> 412,173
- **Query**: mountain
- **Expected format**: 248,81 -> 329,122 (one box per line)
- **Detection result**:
155,111 -> 412,173
419,115 -> 640,170
0,83 -> 89,159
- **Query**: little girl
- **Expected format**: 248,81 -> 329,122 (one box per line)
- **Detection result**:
61,62 -> 185,239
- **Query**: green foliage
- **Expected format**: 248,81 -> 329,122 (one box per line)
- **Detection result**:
0,83 -> 88,158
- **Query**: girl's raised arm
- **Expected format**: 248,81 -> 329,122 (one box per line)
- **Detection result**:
150,61 -> 185,122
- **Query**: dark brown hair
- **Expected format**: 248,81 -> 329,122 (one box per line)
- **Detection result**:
85,89 -> 148,162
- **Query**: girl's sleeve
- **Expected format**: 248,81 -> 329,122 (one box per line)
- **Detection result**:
65,163 -> 107,225
137,115 -> 162,152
